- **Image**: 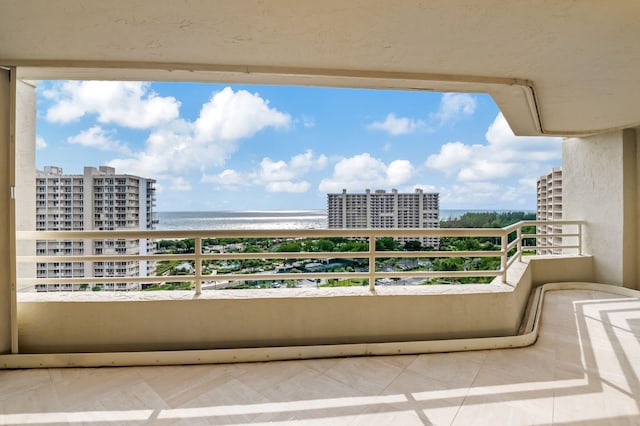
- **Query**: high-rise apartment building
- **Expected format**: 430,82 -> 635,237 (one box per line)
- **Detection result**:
327,188 -> 440,248
35,166 -> 157,291
536,167 -> 562,254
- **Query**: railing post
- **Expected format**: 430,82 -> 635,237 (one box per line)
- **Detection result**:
517,225 -> 522,263
500,232 -> 508,283
578,222 -> 583,256
369,233 -> 376,292
194,237 -> 202,295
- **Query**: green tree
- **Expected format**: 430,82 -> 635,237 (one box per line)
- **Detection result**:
403,240 -> 422,251
276,241 -> 303,252
376,237 -> 400,251
316,239 -> 336,252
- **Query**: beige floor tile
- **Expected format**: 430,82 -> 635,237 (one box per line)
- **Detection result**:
232,359 -> 314,394
553,383 -> 640,425
161,377 -> 270,424
349,405 -> 430,426
474,346 -> 556,386
301,357 -> 342,374
381,369 -> 466,425
0,368 -> 53,401
404,350 -> 487,388
452,394 -> 552,426
323,357 -> 407,395
256,365 -> 365,404
0,381 -> 62,421
136,364 -> 246,408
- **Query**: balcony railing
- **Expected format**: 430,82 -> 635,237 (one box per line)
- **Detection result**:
16,220 -> 584,294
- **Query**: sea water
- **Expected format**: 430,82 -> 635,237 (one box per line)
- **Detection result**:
155,209 -> 523,230
155,210 -> 328,230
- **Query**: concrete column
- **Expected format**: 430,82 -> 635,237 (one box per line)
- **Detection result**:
0,69 -> 12,353
563,129 -> 638,288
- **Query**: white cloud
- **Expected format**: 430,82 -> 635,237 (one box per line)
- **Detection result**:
36,135 -> 47,149
67,125 -> 130,153
202,150 -> 327,194
265,181 -> 311,193
194,87 -> 290,142
318,153 -> 414,192
259,158 -> 295,182
368,113 -> 425,136
169,177 -> 192,191
203,169 -> 246,186
426,112 -> 561,183
258,150 -> 327,186
370,93 -> 476,137
387,160 -> 414,185
434,93 -> 477,124
108,87 -> 292,182
425,141 -> 474,174
458,160 -> 518,182
289,150 -> 328,172
45,81 -> 180,128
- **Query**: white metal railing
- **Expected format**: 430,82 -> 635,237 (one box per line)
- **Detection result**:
16,220 -> 585,293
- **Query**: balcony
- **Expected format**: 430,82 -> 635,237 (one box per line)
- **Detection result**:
6,220 -> 593,365
1,286 -> 639,424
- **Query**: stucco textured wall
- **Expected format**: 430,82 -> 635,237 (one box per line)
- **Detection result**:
563,131 -> 638,287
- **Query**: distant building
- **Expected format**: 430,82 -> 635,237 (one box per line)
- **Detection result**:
536,167 -> 562,254
327,188 -> 440,248
35,166 -> 157,291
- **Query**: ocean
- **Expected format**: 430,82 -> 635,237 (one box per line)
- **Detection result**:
155,209 -> 530,230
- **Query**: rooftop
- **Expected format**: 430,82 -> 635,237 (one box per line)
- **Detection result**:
2,288 -> 639,425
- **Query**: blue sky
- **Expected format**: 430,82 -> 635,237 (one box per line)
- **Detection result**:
35,81 -> 562,212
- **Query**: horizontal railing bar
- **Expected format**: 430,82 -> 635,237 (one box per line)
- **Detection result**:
520,233 -> 579,238
506,239 -> 518,251
517,220 -> 586,227
372,250 -> 501,258
198,252 -> 367,260
19,254 -> 195,263
212,272 -> 366,281
376,270 -> 500,278
502,220 -> 585,233
526,245 -> 581,250
19,252 -> 371,263
19,250 -> 507,264
17,227 -> 509,240
19,276 -> 184,285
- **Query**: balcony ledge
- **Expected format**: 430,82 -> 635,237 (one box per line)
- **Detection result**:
7,255 -> 596,368
18,282 -> 516,303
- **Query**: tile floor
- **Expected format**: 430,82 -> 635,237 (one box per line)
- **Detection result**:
1,289 -> 640,425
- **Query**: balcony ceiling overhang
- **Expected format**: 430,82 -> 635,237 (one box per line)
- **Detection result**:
2,0 -> 640,136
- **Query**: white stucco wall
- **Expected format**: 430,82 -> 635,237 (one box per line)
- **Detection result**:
563,130 -> 638,288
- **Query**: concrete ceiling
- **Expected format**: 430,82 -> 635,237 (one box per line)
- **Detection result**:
2,0 -> 640,136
